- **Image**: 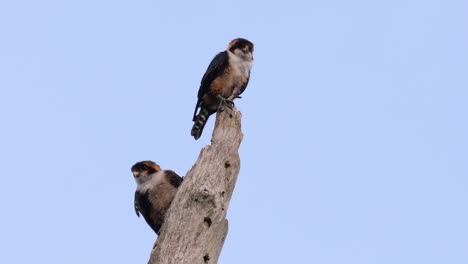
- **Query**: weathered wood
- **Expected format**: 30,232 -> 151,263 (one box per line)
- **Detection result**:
148,108 -> 243,264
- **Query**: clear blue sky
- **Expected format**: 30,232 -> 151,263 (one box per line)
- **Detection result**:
1,0 -> 467,263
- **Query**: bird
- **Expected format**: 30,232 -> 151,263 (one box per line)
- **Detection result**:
191,38 -> 254,140
131,160 -> 183,235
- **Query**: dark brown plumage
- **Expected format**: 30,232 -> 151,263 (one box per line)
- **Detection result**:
191,38 -> 254,140
132,160 -> 183,235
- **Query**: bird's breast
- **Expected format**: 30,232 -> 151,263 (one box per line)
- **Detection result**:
231,58 -> 252,78
209,56 -> 251,98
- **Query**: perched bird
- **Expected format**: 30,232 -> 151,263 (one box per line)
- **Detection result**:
131,160 -> 183,235
191,38 -> 254,140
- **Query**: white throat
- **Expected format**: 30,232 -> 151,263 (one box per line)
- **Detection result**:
136,170 -> 165,192
228,51 -> 253,76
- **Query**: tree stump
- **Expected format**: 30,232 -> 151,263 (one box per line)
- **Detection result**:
148,108 -> 243,264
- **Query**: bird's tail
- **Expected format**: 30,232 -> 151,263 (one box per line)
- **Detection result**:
191,107 -> 211,140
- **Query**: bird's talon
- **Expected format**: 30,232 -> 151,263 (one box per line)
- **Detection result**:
216,95 -> 235,111
225,100 -> 235,109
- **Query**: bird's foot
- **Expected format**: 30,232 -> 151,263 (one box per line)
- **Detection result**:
217,95 -> 235,112
225,99 -> 235,108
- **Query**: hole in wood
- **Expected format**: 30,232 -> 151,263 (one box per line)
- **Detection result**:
203,254 -> 210,263
204,217 -> 212,227
229,113 -> 233,118
192,190 -> 216,207
224,161 -> 231,168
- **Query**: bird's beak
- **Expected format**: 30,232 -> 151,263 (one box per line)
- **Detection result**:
133,171 -> 140,178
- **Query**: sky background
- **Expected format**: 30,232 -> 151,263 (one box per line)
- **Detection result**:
1,0 -> 467,263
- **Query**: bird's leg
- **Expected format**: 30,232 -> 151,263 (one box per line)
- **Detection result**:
217,95 -> 234,112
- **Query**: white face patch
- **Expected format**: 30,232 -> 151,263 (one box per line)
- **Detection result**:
136,170 -> 165,192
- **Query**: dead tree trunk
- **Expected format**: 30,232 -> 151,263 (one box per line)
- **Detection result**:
148,108 -> 243,264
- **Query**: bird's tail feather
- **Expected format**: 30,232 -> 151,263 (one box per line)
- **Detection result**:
191,107 -> 210,140
192,100 -> 201,121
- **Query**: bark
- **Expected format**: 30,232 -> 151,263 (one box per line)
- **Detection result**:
148,108 -> 243,264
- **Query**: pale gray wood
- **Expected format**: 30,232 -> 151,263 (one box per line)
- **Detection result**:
148,108 -> 243,264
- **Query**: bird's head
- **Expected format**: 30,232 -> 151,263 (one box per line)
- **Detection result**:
227,38 -> 254,61
131,160 -> 161,185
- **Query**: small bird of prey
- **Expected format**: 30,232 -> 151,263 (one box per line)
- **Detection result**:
131,160 -> 183,235
191,38 -> 254,140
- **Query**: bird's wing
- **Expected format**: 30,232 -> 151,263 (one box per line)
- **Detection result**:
165,170 -> 184,188
134,191 -> 142,217
198,51 -> 229,98
135,190 -> 161,234
192,51 -> 229,120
